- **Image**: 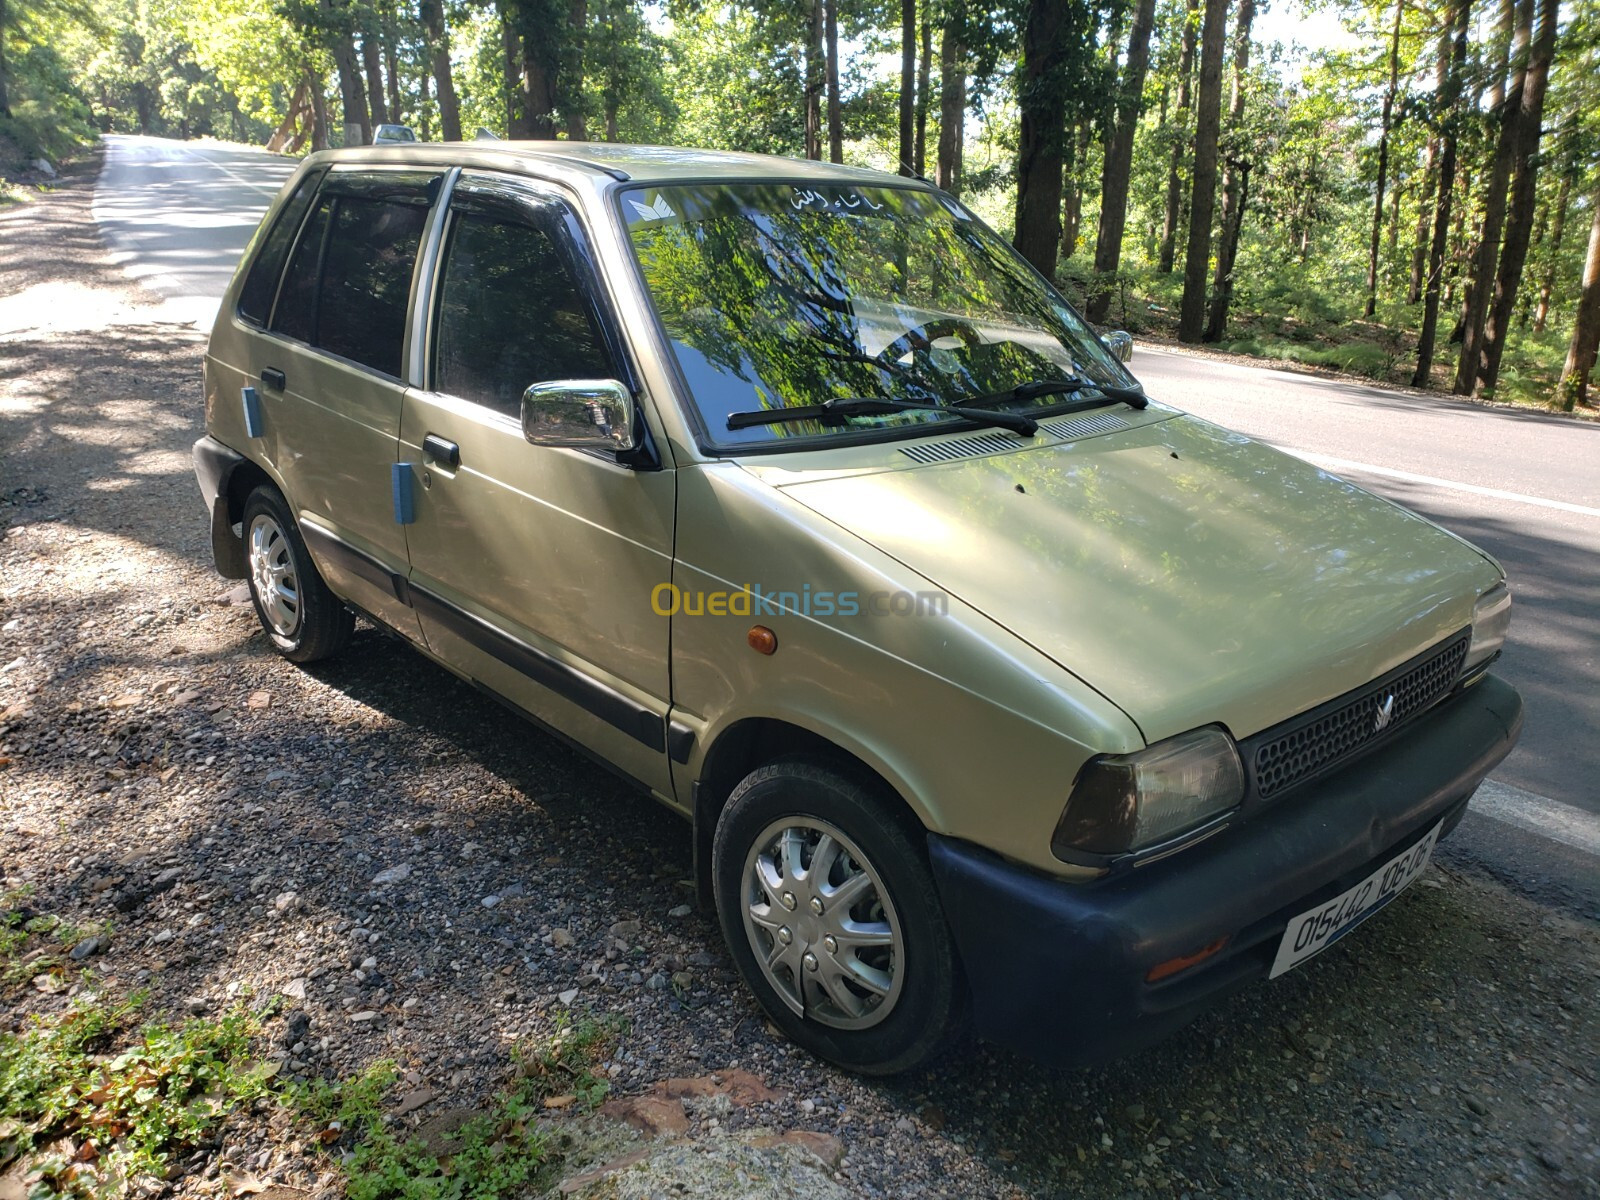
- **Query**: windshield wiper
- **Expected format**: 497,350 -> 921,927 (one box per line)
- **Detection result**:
953,377 -> 1150,412
727,396 -> 1038,436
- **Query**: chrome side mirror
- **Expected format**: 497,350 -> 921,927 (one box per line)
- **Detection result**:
521,379 -> 638,453
1104,330 -> 1134,362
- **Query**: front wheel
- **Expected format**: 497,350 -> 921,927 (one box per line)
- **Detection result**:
712,758 -> 966,1075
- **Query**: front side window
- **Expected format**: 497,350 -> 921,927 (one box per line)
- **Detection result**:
432,208 -> 613,417
622,183 -> 1139,448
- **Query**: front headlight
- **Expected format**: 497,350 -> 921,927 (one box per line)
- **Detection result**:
1053,726 -> 1245,861
1463,582 -> 1511,677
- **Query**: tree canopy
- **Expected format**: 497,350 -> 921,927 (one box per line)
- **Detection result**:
2,0 -> 1597,407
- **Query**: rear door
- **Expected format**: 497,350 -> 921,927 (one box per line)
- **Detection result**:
255,168 -> 445,637
399,174 -> 678,798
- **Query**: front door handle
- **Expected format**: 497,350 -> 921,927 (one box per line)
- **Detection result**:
422,434 -> 461,468
261,367 -> 286,391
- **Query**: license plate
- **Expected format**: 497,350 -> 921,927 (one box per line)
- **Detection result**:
1269,820 -> 1443,979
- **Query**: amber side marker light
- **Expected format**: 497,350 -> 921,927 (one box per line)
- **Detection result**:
1146,936 -> 1231,983
747,625 -> 778,655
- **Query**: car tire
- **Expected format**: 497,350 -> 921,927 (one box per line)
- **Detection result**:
712,757 -> 966,1075
241,485 -> 354,663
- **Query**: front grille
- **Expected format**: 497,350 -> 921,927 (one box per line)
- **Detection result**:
1246,631 -> 1470,800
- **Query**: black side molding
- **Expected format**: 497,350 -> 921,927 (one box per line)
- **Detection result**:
295,520 -> 668,755
409,584 -> 666,753
299,521 -> 410,604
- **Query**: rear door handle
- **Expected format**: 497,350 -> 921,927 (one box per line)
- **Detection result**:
422,434 -> 460,468
260,367 -> 286,391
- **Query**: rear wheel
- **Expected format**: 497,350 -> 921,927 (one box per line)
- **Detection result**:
242,485 -> 353,663
712,758 -> 965,1075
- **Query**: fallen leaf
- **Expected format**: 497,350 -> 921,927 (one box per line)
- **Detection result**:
225,1171 -> 270,1196
542,1095 -> 576,1110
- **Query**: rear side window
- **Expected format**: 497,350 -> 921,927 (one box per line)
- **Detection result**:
432,211 -> 613,417
271,199 -> 330,346
317,197 -> 428,378
238,167 -> 325,326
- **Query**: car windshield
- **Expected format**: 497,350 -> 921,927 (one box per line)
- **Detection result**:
621,182 -> 1140,449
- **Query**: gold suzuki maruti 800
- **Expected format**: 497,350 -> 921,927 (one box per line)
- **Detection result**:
196,144 -> 1522,1075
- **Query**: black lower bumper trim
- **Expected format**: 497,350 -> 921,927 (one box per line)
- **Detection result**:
193,436 -> 249,579
928,674 -> 1523,1068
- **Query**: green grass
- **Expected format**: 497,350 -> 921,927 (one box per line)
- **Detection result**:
1221,335 -> 1399,381
1,889 -> 106,989
290,1014 -> 624,1200
0,996 -> 280,1197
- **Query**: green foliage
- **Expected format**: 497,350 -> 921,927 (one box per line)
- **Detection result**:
291,1016 -> 621,1200
507,1012 -> 624,1111
0,997 -> 279,1198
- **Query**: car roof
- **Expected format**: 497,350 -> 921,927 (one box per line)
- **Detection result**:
307,141 -> 929,189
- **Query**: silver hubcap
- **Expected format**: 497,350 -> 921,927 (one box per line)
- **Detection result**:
740,817 -> 904,1030
248,514 -> 301,638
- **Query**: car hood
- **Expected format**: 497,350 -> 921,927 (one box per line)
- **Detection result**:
760,414 -> 1499,742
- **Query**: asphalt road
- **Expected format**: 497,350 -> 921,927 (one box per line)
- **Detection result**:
93,134 -> 1599,914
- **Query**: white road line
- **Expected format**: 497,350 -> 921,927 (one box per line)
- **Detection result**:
1271,448 -> 1600,519
187,145 -> 289,197
1471,780 -> 1600,856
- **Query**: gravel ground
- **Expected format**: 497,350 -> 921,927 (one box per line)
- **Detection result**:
1,153 -> 1597,1200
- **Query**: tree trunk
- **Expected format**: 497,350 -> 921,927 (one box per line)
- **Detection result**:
1176,0 -> 1229,343
1013,0 -> 1068,276
1455,0 -> 1528,394
563,0 -> 588,139
915,19 -> 932,176
937,14 -> 964,191
1201,0 -> 1256,342
421,0 -> 462,141
1558,187 -> 1600,410
805,0 -> 823,158
0,0 -> 11,119
826,0 -> 843,162
1158,0 -> 1199,274
1409,28 -> 1451,306
1534,166 -> 1572,331
1085,0 -> 1157,323
1479,0 -> 1558,394
309,69 -> 330,150
418,68 -> 432,141
500,3 -> 528,137
382,0 -> 402,125
521,8 -> 559,138
362,36 -> 389,127
1365,0 -> 1405,318
899,0 -> 917,175
1412,0 -> 1469,388
1060,125 -> 1085,261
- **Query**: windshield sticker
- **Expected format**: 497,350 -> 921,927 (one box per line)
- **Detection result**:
628,194 -> 677,222
789,187 -> 885,214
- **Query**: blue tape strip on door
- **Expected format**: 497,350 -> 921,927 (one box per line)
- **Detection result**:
241,386 -> 263,438
392,462 -> 416,525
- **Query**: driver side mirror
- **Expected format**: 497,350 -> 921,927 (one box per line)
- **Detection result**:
521,379 -> 638,454
1104,331 -> 1134,363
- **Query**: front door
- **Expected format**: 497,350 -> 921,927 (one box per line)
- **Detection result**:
398,175 -> 678,798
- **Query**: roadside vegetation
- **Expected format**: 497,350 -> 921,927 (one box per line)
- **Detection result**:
2,0 -> 1598,401
2,886 -> 624,1200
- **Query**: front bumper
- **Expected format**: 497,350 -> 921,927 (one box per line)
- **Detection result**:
928,673 -> 1523,1068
